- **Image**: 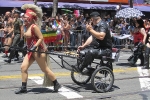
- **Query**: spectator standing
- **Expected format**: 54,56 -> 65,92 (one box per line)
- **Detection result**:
128,19 -> 147,66
69,18 -> 77,51
4,9 -> 24,63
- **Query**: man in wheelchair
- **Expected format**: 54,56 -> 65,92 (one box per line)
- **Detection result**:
74,12 -> 112,74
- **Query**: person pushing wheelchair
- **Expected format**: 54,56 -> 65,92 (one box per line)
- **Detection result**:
74,12 -> 112,74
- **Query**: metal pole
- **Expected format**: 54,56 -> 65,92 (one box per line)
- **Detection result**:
52,0 -> 58,17
129,0 -> 133,30
130,0 -> 133,8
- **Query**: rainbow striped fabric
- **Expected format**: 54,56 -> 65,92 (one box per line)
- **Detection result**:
41,30 -> 63,44
41,30 -> 57,43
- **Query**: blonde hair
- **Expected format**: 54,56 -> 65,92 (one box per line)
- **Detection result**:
21,4 -> 43,29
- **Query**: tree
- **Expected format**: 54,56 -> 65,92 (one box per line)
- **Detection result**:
34,0 -> 37,5
52,0 -> 58,17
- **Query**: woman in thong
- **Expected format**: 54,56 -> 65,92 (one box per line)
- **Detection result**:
15,4 -> 61,94
1,21 -> 13,58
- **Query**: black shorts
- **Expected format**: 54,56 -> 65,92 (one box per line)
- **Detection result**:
5,33 -> 12,38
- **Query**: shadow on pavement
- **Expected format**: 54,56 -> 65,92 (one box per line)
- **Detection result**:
63,83 -> 120,93
116,62 -> 135,67
27,87 -> 53,94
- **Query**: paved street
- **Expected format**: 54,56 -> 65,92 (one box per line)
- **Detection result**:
0,50 -> 150,100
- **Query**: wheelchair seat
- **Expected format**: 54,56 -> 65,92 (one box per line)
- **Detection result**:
102,48 -> 120,62
79,48 -> 120,62
80,50 -> 86,55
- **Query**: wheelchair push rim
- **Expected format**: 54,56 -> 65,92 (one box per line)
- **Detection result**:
91,66 -> 114,93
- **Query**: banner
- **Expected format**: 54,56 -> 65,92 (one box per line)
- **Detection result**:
79,0 -> 128,3
1,0 -> 128,4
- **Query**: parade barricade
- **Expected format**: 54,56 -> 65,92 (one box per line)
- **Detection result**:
41,29 -> 84,51
0,30 -> 5,46
71,30 -> 84,47
111,33 -> 134,48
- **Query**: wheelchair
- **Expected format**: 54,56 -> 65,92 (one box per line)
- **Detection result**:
58,48 -> 120,93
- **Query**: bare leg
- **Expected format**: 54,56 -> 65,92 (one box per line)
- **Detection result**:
5,37 -> 12,51
33,52 -> 61,91
3,38 -> 8,46
64,34 -> 67,51
15,54 -> 35,94
33,52 -> 56,81
3,38 -> 8,57
21,54 -> 35,82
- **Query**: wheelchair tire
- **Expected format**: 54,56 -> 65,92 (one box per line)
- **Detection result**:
107,62 -> 113,71
91,66 -> 114,93
71,71 -> 91,85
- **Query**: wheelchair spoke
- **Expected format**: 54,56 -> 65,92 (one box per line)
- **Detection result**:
71,71 -> 91,85
92,67 -> 114,92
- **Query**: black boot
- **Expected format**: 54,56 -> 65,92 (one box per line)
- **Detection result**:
127,55 -> 134,62
139,60 -> 144,66
15,86 -> 27,94
17,59 -> 23,63
139,59 -> 144,66
139,63 -> 144,66
142,47 -> 150,69
142,66 -> 149,69
139,52 -> 144,66
14,57 -> 19,61
2,54 -> 8,58
4,58 -> 11,63
128,54 -> 138,66
53,80 -> 61,92
81,65 -> 92,74
73,64 -> 82,72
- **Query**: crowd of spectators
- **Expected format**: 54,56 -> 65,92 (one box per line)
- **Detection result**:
0,7 -> 150,53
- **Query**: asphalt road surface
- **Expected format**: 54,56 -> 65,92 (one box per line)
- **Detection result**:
0,50 -> 150,100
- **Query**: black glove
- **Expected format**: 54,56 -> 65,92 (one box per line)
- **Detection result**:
133,47 -> 138,52
10,46 -> 15,51
20,38 -> 24,42
5,34 -> 10,38
22,44 -> 27,50
29,46 -> 37,52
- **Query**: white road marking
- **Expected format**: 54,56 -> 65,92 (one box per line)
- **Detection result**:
29,76 -> 83,99
29,76 -> 43,85
137,60 -> 150,91
47,86 -> 83,99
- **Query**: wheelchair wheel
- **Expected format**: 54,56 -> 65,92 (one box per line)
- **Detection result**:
91,66 -> 114,93
107,62 -> 113,71
71,71 -> 91,85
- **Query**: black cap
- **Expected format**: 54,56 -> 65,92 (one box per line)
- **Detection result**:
14,10 -> 21,14
90,12 -> 100,17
